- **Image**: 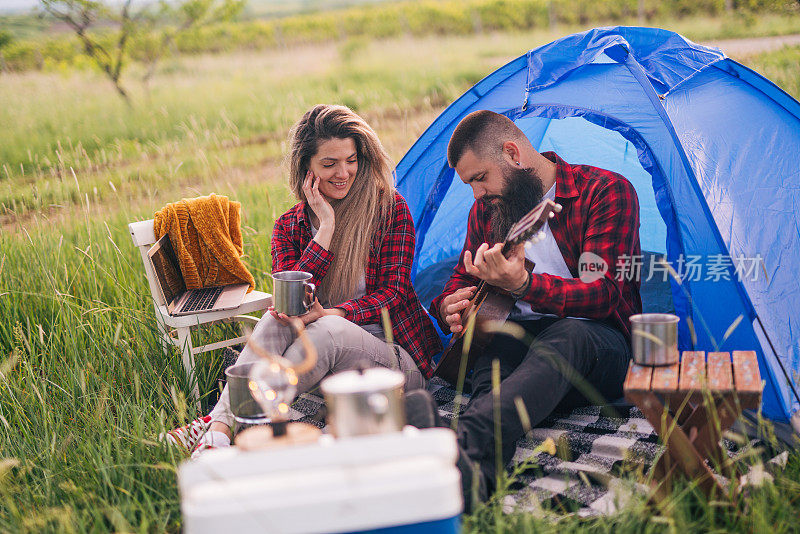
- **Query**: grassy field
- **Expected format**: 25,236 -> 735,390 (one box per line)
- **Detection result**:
4,11 -> 800,226
1,9 -> 799,533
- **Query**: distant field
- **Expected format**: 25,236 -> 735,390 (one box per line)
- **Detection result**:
0,0 -> 399,38
3,11 -> 800,227
241,0 -> 400,18
1,0 -> 796,72
1,11 -> 799,533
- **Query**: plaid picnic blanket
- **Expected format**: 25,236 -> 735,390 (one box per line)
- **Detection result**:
427,378 -> 662,516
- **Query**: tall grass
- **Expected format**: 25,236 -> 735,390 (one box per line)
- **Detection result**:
1,20 -> 799,533
0,182 -> 290,531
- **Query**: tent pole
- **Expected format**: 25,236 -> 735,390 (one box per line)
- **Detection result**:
755,315 -> 800,406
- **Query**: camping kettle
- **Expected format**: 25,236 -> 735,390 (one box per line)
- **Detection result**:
320,365 -> 406,438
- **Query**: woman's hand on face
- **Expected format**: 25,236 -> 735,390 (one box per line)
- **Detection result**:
303,171 -> 335,229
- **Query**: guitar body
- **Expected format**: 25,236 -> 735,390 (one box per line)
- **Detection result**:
434,282 -> 515,384
432,198 -> 561,385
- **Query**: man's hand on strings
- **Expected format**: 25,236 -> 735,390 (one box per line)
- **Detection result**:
439,286 -> 477,334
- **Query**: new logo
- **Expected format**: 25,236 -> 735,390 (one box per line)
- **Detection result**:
578,252 -> 608,283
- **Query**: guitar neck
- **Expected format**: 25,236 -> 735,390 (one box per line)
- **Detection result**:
499,239 -> 516,258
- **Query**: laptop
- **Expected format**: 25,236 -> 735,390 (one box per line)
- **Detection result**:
147,233 -> 248,316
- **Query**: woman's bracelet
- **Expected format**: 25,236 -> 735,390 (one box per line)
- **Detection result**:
509,272 -> 532,300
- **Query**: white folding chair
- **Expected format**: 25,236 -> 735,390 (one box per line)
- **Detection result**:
128,219 -> 272,407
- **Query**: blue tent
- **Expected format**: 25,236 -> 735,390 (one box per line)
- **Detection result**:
395,26 -> 800,423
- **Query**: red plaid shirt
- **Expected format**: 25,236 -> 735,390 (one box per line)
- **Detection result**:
271,192 -> 442,378
431,152 -> 642,339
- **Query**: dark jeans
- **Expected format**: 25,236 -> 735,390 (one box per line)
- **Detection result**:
456,317 -> 631,492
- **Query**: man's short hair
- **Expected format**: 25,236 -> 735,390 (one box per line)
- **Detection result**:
447,110 -> 526,168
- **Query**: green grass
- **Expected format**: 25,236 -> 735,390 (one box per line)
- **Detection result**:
3,11 -> 800,223
0,32 -> 489,219
749,44 -> 800,98
0,181 -> 289,531
1,16 -> 800,533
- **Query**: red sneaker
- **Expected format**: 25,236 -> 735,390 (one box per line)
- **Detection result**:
161,415 -> 212,453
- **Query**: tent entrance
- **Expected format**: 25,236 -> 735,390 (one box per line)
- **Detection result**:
513,111 -> 672,313
511,109 -> 668,255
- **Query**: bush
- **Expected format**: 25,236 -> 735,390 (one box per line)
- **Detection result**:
4,0 -> 797,72
342,8 -> 405,39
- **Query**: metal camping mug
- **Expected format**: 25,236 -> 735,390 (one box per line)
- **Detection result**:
630,313 -> 680,366
320,367 -> 406,438
225,362 -> 269,424
271,271 -> 316,316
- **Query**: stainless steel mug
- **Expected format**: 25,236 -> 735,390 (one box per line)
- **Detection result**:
271,271 -> 316,316
320,367 -> 406,438
226,362 -> 270,424
630,313 -> 680,366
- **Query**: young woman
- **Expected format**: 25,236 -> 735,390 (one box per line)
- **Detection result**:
168,104 -> 442,454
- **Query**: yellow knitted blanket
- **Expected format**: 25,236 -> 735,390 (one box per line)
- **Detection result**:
153,194 -> 255,292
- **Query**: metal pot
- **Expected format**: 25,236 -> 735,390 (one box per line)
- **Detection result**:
226,362 -> 269,424
630,313 -> 680,366
320,367 -> 406,438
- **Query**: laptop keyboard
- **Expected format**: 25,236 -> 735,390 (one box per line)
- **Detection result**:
181,286 -> 224,313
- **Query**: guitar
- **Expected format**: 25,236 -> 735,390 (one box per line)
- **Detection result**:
433,198 -> 562,384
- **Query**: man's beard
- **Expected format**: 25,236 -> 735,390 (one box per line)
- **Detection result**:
488,165 -> 546,243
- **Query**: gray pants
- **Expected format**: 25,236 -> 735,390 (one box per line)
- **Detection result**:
209,314 -> 426,428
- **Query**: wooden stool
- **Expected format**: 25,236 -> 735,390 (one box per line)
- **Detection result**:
624,350 -> 762,499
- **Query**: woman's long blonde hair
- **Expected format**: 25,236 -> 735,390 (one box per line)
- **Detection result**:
287,105 -> 395,306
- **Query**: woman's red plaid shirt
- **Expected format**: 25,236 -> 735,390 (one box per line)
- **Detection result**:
271,192 -> 442,378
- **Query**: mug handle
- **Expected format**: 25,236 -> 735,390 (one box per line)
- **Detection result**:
303,282 -> 316,312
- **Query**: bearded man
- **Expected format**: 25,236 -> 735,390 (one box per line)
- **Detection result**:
428,110 -> 642,506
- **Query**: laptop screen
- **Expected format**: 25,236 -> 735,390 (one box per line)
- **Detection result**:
148,234 -> 186,307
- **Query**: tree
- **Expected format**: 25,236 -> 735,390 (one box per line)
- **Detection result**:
40,0 -> 138,101
39,0 -> 244,103
140,0 -> 246,87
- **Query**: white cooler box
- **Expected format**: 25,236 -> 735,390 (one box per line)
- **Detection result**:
179,427 -> 462,533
